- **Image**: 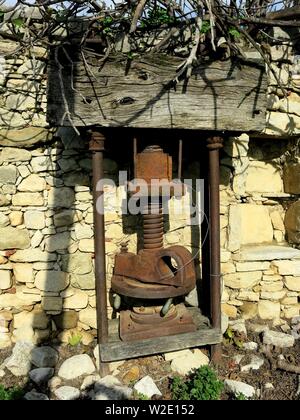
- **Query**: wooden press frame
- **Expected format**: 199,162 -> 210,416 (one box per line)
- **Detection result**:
89,130 -> 224,377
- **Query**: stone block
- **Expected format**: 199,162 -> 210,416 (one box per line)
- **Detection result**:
258,300 -> 280,319
24,211 -> 45,229
285,201 -> 300,243
0,227 -> 30,250
245,161 -> 282,194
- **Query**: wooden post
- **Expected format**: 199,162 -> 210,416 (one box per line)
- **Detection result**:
89,130 -> 110,377
206,136 -> 224,363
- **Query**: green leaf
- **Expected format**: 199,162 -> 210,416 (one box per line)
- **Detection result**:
12,18 -> 24,28
228,27 -> 241,39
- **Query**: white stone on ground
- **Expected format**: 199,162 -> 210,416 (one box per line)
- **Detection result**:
29,368 -> 54,385
164,349 -> 191,362
229,320 -> 247,336
31,346 -> 59,368
133,376 -> 162,399
170,349 -> 209,376
222,313 -> 229,334
4,341 -> 34,377
233,355 -> 245,365
48,376 -> 62,390
263,330 -> 295,348
93,375 -> 132,400
248,323 -> 269,334
24,391 -> 49,400
243,342 -> 258,351
241,355 -> 264,373
81,374 -> 101,391
224,380 -> 256,399
54,386 -> 80,401
265,383 -> 275,390
58,354 -> 95,380
0,369 -> 5,378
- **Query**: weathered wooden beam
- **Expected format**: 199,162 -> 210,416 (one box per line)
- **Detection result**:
100,328 -> 222,362
47,52 -> 267,132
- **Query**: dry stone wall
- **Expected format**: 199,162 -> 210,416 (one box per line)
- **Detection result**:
1,26 -> 300,350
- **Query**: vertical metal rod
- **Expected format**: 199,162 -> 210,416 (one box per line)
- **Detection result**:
207,136 -> 224,363
178,139 -> 183,180
133,136 -> 137,179
90,130 -> 110,377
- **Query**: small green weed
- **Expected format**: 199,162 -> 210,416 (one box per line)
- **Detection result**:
68,332 -> 82,347
224,327 -> 244,349
0,385 -> 24,400
171,365 -> 224,400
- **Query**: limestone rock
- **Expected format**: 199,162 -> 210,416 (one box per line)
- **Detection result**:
236,262 -> 270,272
170,349 -> 209,375
0,332 -> 12,349
263,330 -> 295,348
45,232 -> 70,252
70,271 -> 95,290
165,349 -> 192,361
233,245 -> 300,261
0,127 -> 52,148
241,355 -> 264,373
243,342 -> 258,351
13,310 -> 48,330
224,380 -> 255,399
5,341 -> 34,376
229,319 -> 247,336
53,210 -> 80,227
58,354 -> 95,380
35,271 -> 69,292
240,302 -> 258,320
14,263 -> 33,285
285,201 -> 300,243
273,260 -> 300,276
10,249 -> 56,262
0,194 -> 11,207
24,211 -> 45,229
284,276 -> 300,292
81,374 -> 101,391
48,187 -> 75,208
0,147 -> 31,162
0,213 -> 9,227
29,368 -> 54,385
9,211 -> 23,226
258,301 -> 280,320
55,386 -> 80,401
53,311 -> 78,330
61,252 -> 93,276
93,375 -> 132,400
0,165 -> 17,184
284,163 -> 300,194
24,391 -> 49,401
265,112 -> 300,136
221,303 -> 238,318
48,376 -> 62,390
223,271 -> 261,289
63,290 -> 88,309
31,156 -> 54,173
31,346 -> 59,368
42,297 -> 62,312
18,174 -> 46,192
0,271 -> 12,290
0,227 -> 30,250
245,162 -> 282,194
75,224 -> 93,240
134,376 -> 162,399
79,308 -> 97,329
12,193 -> 44,206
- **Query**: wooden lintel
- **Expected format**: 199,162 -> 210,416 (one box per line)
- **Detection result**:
100,328 -> 222,362
47,51 -> 267,132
